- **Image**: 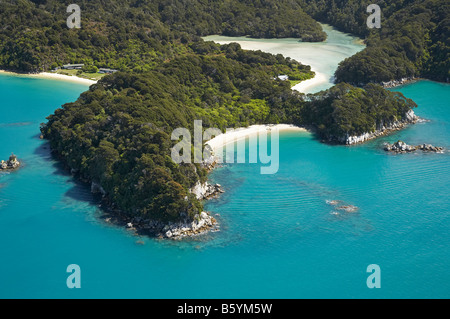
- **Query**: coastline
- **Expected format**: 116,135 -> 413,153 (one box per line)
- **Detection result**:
382,77 -> 419,89
292,71 -> 328,93
204,24 -> 366,94
334,109 -> 419,145
69,167 -> 221,240
89,123 -> 308,240
205,124 -> 308,152
0,70 -> 97,85
98,199 -> 219,240
1,31 -> 412,240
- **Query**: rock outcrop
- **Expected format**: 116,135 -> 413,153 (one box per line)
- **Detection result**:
339,109 -> 418,145
81,145 -> 225,240
106,210 -> 218,240
0,154 -> 20,170
160,211 -> 218,239
384,140 -> 444,153
138,182 -> 225,239
202,145 -> 218,171
326,199 -> 359,216
96,180 -> 224,240
382,77 -> 417,89
190,181 -> 224,200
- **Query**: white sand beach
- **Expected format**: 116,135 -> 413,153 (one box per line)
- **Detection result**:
292,71 -> 328,93
0,70 -> 97,85
30,72 -> 97,85
205,124 -> 308,151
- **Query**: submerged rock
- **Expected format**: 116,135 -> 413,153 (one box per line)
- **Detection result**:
326,200 -> 359,213
326,200 -> 342,206
336,205 -> 359,213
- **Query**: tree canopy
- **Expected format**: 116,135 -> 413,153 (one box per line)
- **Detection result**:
0,0 -> 326,72
0,0 -> 439,224
41,45 -> 416,223
300,0 -> 450,84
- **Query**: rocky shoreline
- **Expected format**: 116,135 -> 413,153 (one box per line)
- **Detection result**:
0,154 -> 20,171
91,179 -> 224,240
337,109 -> 418,145
190,181 -> 225,200
382,77 -> 418,89
384,140 -> 444,153
100,204 -> 219,240
51,141 -> 225,241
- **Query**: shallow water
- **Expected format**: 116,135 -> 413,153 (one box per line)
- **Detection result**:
203,24 -> 366,93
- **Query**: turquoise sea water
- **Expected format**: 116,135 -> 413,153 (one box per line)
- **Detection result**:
0,73 -> 449,298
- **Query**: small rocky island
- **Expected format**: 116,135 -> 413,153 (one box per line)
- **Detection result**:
0,154 -> 21,170
384,140 -> 444,153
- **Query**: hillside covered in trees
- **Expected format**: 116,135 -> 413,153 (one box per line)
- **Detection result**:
1,0 -> 440,227
40,43 -> 312,222
1,0 -> 447,84
298,83 -> 417,142
0,0 -> 326,73
41,44 -> 417,224
300,0 -> 450,84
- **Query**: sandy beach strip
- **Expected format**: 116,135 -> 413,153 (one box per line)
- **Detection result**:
0,70 -> 97,85
292,71 -> 328,94
205,124 -> 308,151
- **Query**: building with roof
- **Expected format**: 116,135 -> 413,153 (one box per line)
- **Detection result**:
62,64 -> 84,70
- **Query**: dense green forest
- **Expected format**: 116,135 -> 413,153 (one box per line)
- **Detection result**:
156,0 -> 327,40
40,44 -> 312,222
0,0 -> 187,72
298,83 -> 417,141
300,0 -> 450,84
1,0 -> 440,225
41,44 -> 416,223
0,0 -> 325,72
1,0 -> 447,83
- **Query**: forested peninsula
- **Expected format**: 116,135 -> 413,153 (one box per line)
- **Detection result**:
40,43 -> 417,234
1,0 -> 443,236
